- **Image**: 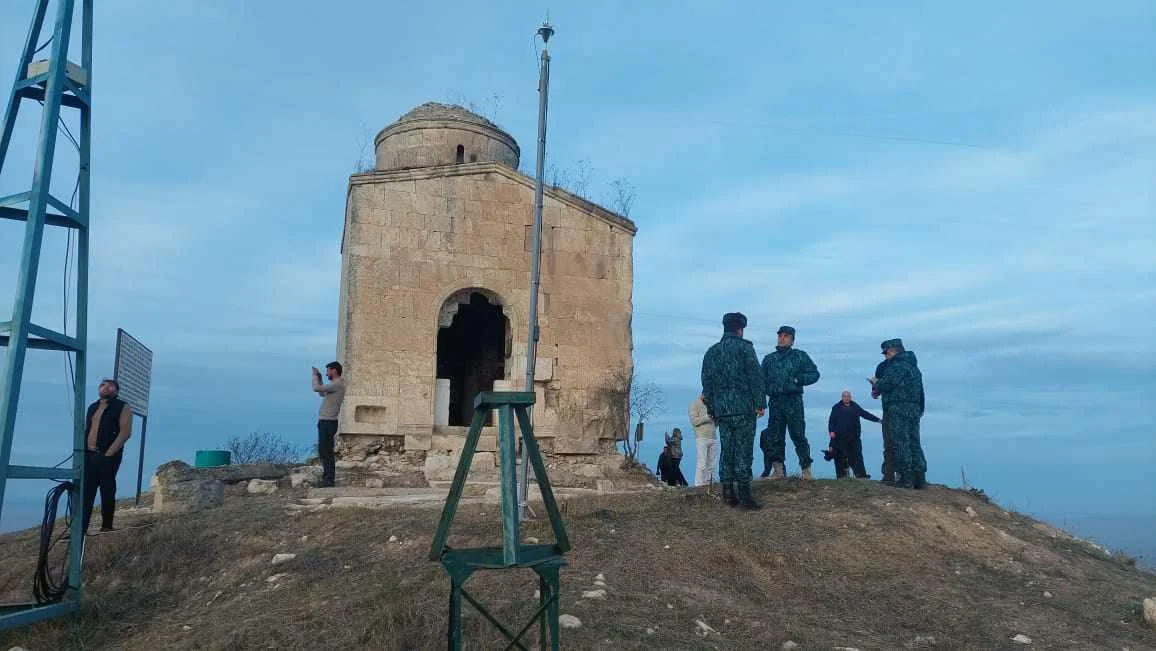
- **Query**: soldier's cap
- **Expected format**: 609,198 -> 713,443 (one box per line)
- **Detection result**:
777,325 -> 796,336
880,338 -> 904,353
722,312 -> 748,331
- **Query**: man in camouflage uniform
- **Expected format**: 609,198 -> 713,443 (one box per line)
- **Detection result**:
701,312 -> 766,510
870,338 -> 927,489
759,325 -> 821,480
871,357 -> 894,482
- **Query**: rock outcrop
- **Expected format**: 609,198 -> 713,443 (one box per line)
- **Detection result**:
152,461 -> 291,512
152,461 -> 225,513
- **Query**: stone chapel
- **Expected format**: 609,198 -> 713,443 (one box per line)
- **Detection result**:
334,103 -> 637,485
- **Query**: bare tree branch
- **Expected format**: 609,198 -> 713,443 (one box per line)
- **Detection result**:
548,163 -> 568,190
547,159 -> 596,200
599,369 -> 664,466
223,432 -> 309,465
444,91 -> 504,126
609,178 -> 636,217
354,121 -> 375,173
570,159 -> 592,198
484,92 -> 503,124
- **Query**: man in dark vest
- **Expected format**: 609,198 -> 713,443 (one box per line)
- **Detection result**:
83,378 -> 133,533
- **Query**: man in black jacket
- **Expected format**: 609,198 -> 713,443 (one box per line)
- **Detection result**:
826,390 -> 881,479
83,378 -> 133,533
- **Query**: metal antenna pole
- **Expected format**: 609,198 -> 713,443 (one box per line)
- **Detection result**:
0,0 -> 93,629
519,18 -> 554,521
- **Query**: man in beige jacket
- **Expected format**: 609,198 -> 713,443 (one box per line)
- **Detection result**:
688,394 -> 718,487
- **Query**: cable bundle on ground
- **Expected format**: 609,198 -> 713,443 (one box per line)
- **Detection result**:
33,481 -> 75,604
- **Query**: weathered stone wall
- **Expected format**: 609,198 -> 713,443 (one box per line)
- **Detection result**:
375,121 -> 519,171
337,161 -> 635,475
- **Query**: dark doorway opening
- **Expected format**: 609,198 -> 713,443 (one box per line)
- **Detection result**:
455,144 -> 465,164
437,292 -> 507,426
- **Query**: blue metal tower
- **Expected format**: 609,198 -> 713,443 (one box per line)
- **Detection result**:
0,0 -> 93,629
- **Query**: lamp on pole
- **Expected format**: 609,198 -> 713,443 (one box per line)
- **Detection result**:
519,18 -> 554,521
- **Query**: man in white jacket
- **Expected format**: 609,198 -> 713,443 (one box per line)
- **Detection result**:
689,393 -> 719,487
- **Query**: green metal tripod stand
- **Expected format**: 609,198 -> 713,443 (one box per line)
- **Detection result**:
429,391 -> 571,650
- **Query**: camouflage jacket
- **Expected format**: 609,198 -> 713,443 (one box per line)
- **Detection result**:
701,334 -> 766,418
874,350 -> 925,415
761,346 -> 820,398
870,358 -> 889,399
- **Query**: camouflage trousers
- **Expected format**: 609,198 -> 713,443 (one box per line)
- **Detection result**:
761,395 -> 813,471
886,403 -> 926,481
716,414 -> 756,486
880,413 -> 894,480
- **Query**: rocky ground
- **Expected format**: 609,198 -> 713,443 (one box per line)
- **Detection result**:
1,477 -> 1155,650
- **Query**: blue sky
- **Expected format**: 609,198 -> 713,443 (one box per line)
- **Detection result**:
1,1 -> 1153,559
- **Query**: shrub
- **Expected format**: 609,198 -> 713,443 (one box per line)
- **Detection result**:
223,432 -> 308,465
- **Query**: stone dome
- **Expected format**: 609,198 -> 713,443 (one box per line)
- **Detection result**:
374,102 -> 520,171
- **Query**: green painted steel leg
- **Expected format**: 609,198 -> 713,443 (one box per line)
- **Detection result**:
505,595 -> 553,651
429,408 -> 487,561
448,574 -> 463,651
498,404 -> 520,565
513,407 -> 571,552
542,565 -> 561,651
538,572 -> 549,650
461,588 -> 529,651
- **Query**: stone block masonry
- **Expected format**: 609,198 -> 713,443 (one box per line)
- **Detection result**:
334,103 -> 637,487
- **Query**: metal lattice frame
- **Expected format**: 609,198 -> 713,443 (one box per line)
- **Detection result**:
0,0 -> 92,629
429,391 -> 570,650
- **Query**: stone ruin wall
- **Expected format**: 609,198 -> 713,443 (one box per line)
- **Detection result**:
373,118 -> 519,170
336,163 -> 637,488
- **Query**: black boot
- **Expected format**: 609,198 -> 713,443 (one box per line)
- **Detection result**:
736,483 -> 762,510
722,483 -> 738,507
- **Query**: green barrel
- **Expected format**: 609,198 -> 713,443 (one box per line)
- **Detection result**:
194,450 -> 231,468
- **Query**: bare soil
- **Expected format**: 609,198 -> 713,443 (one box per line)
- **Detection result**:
1,479 -> 1154,650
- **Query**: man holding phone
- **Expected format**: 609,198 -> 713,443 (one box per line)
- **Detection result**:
869,339 -> 926,489
312,362 -> 346,488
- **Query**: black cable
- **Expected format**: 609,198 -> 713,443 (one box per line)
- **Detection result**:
33,36 -> 53,55
33,480 -> 75,604
32,100 -> 82,152
57,117 -> 80,151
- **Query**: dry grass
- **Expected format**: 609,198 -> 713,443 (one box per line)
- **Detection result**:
1,479 -> 1154,650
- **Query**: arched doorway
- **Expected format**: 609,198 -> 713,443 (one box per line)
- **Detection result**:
436,291 -> 508,426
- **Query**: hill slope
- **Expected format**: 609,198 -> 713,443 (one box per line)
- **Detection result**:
1,479 -> 1154,650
